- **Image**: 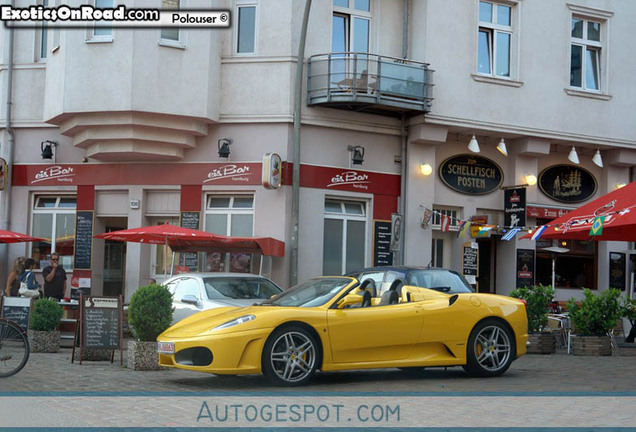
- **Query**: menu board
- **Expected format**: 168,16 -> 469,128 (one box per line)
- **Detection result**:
462,242 -> 478,285
74,211 -> 94,270
180,211 -> 200,271
373,220 -> 393,266
0,297 -> 31,331
516,249 -> 535,288
77,295 -> 123,365
609,252 -> 626,291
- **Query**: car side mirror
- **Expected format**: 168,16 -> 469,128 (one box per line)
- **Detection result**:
337,294 -> 362,309
181,294 -> 199,305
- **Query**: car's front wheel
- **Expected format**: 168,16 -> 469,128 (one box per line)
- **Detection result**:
262,325 -> 320,386
463,319 -> 515,377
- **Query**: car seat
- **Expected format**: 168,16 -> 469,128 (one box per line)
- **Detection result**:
359,278 -> 377,297
387,279 -> 404,296
359,289 -> 372,307
378,290 -> 399,306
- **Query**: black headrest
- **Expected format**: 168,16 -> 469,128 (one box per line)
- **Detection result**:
379,290 -> 399,306
359,279 -> 377,297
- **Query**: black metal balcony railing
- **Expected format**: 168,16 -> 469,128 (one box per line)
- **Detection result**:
307,52 -> 434,116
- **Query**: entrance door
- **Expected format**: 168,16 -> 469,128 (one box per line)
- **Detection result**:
477,238 -> 496,293
103,226 -> 126,297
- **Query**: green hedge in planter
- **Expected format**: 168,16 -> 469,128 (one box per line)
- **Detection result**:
128,284 -> 173,342
567,288 -> 622,337
31,298 -> 63,331
509,284 -> 555,333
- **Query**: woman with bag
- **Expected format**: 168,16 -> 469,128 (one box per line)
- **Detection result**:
4,256 -> 25,297
18,258 -> 41,298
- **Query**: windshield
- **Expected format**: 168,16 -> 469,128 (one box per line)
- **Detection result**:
203,277 -> 282,300
406,270 -> 474,293
261,277 -> 353,307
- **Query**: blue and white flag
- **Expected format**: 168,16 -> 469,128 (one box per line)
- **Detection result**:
530,225 -> 548,241
501,227 -> 521,241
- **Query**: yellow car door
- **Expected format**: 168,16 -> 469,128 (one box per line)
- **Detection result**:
326,302 -> 424,363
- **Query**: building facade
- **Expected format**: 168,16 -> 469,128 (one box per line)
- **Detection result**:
1,0 -> 635,302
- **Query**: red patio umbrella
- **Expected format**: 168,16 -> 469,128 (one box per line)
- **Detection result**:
522,180 -> 636,241
0,229 -> 46,244
93,223 -> 219,246
171,234 -> 285,257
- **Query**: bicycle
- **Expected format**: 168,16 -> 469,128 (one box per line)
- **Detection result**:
0,318 -> 30,377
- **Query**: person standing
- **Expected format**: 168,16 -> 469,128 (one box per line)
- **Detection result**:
42,253 -> 67,300
4,256 -> 25,297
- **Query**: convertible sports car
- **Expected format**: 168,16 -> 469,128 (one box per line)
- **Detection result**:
157,276 -> 528,386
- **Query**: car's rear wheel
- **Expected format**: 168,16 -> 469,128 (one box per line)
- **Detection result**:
262,326 -> 319,386
463,319 -> 515,377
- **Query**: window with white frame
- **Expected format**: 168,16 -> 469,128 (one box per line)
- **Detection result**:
37,0 -> 49,60
149,217 -> 185,277
30,196 -> 77,270
323,199 -> 367,275
570,17 -> 602,91
331,0 -> 371,87
431,207 -> 460,231
477,1 -> 513,78
160,0 -> 181,44
91,0 -> 113,40
236,2 -> 256,54
204,195 -> 256,273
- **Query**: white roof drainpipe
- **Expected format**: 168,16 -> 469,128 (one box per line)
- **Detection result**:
1,4 -> 16,286
397,0 -> 409,266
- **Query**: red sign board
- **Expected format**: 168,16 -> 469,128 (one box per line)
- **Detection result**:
300,164 -> 400,196
526,206 -> 570,220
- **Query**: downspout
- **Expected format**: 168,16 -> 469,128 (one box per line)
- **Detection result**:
397,0 -> 409,265
0,10 -> 15,284
290,0 -> 312,286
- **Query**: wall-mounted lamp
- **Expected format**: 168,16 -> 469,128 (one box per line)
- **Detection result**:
592,149 -> 603,168
567,146 -> 580,164
525,174 -> 537,186
218,138 -> 233,158
347,145 -> 365,165
420,163 -> 433,176
467,134 -> 480,153
496,138 -> 508,156
41,140 -> 59,160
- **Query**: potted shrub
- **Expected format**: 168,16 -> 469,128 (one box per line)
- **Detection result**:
29,298 -> 63,353
127,283 -> 173,370
567,288 -> 622,356
510,284 -> 556,354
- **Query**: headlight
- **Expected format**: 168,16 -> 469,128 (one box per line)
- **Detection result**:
213,315 -> 256,331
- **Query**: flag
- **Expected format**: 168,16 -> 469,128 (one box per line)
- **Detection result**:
457,221 -> 471,238
421,208 -> 432,229
589,216 -> 605,236
440,214 -> 451,232
530,225 -> 548,240
501,227 -> 521,241
475,225 -> 493,237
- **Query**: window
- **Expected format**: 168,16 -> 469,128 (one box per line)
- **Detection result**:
149,217 -> 184,277
477,1 -> 513,77
37,0 -> 49,60
237,3 -> 256,54
92,0 -> 113,39
30,196 -> 77,269
536,240 -> 597,289
431,207 -> 460,231
160,0 -> 181,44
331,0 -> 371,87
204,195 -> 256,273
570,17 -> 601,91
323,199 -> 367,275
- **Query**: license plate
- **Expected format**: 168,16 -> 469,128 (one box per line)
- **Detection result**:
157,341 -> 175,354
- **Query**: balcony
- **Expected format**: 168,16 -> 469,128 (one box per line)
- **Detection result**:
307,53 -> 434,116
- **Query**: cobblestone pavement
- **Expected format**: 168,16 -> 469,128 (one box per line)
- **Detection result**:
3,346 -> 636,393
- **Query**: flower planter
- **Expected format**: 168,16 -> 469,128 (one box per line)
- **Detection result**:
571,335 -> 612,356
29,330 -> 60,353
127,340 -> 162,371
527,332 -> 556,354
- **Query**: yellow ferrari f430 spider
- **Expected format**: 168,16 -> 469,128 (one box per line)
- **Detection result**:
157,276 -> 528,386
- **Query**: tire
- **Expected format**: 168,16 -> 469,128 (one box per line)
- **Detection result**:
0,320 -> 30,378
262,325 -> 320,386
463,319 -> 515,377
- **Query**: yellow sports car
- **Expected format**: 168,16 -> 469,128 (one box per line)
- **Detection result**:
157,276 -> 528,386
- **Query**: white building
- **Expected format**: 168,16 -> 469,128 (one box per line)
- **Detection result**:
1,0 -> 634,302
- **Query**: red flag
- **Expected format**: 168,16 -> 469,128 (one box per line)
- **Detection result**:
440,215 -> 451,232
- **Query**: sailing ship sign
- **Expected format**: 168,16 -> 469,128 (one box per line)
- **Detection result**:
538,165 -> 597,203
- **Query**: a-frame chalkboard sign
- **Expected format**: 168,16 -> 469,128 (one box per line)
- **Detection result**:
0,296 -> 32,332
73,295 -> 123,365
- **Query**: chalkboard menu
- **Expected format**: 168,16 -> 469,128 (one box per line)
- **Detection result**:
462,242 -> 478,285
373,220 -> 393,266
0,297 -> 31,331
609,252 -> 626,291
180,211 -> 200,271
77,295 -> 122,365
516,249 -> 535,288
74,211 -> 94,270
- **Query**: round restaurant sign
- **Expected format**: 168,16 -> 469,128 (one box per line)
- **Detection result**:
538,165 -> 597,203
439,154 -> 503,195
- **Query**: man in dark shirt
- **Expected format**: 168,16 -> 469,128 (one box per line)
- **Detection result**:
42,253 -> 68,300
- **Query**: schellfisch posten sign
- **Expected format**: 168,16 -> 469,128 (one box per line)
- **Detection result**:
439,155 -> 503,195
538,165 -> 597,203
